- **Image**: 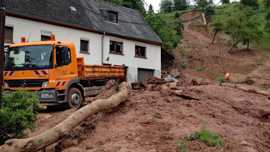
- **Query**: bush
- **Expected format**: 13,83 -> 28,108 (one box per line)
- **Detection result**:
188,129 -> 223,147
0,91 -> 39,144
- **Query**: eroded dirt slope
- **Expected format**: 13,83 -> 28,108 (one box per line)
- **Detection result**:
174,12 -> 270,91
60,85 -> 270,152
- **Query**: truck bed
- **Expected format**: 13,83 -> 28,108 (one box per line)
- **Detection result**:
77,58 -> 126,81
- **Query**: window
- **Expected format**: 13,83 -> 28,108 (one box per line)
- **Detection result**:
110,41 -> 123,55
56,47 -> 71,66
5,26 -> 13,43
102,10 -> 118,23
5,45 -> 53,70
135,45 -> 146,58
41,35 -> 51,41
80,39 -> 89,54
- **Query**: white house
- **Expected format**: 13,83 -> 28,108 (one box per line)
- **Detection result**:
5,0 -> 162,83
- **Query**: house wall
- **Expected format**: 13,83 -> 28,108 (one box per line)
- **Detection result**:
5,16 -> 161,82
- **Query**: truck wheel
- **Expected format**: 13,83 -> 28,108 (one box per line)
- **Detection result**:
68,88 -> 83,109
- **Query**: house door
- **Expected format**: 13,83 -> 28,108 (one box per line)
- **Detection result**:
138,68 -> 154,83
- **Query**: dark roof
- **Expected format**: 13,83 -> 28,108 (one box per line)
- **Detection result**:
6,0 -> 162,45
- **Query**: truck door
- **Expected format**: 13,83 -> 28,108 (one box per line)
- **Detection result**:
55,46 -> 75,87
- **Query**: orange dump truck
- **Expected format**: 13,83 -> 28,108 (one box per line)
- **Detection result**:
4,37 -> 126,108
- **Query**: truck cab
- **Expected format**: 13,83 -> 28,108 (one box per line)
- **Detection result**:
4,37 -> 126,108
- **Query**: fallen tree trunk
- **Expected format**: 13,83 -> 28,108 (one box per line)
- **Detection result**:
222,83 -> 270,97
0,82 -> 129,152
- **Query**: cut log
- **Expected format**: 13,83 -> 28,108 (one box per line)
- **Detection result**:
173,90 -> 200,100
0,82 -> 129,152
222,83 -> 270,97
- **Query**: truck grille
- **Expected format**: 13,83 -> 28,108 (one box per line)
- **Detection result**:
6,79 -> 47,88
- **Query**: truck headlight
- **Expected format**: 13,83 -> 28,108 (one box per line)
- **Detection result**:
39,90 -> 56,100
42,81 -> 49,88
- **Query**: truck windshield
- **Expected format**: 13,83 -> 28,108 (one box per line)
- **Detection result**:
5,45 -> 53,70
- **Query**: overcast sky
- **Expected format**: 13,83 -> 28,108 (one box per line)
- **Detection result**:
144,0 -> 237,11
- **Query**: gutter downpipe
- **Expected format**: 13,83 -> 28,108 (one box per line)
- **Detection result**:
101,32 -> 106,65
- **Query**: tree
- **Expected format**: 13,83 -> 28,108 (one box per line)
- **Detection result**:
148,4 -> 154,14
241,0 -> 259,9
196,0 -> 210,8
266,0 -> 270,7
145,12 -> 183,51
221,0 -> 230,4
174,0 -> 188,11
212,4 -> 264,49
160,0 -> 174,13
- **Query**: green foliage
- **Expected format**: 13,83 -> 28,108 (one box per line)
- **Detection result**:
0,91 -> 39,144
241,0 -> 259,9
104,0 -> 146,14
188,129 -> 223,147
222,0 -> 230,4
174,0 -> 188,11
160,0 -> 174,13
216,75 -> 225,84
212,4 -> 264,48
196,0 -> 211,8
177,129 -> 223,151
148,4 -> 154,14
145,12 -> 183,51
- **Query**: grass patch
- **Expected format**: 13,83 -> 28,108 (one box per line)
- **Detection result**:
216,75 -> 225,84
177,129 -> 223,151
188,129 -> 223,147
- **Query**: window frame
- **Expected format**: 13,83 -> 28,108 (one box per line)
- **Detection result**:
135,45 -> 147,59
4,26 -> 13,44
55,46 -> 72,67
101,10 -> 119,24
80,39 -> 90,54
109,40 -> 124,55
41,35 -> 51,41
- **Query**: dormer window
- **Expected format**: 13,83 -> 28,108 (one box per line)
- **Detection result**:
102,10 -> 118,23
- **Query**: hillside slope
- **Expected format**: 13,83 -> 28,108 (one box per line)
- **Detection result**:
173,11 -> 270,91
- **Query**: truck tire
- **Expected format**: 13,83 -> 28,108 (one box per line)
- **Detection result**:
68,88 -> 83,109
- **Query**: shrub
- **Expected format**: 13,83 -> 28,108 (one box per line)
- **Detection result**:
0,91 -> 39,144
216,75 -> 225,84
188,129 -> 223,147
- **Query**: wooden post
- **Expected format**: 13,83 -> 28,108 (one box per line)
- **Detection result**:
0,0 -> 6,107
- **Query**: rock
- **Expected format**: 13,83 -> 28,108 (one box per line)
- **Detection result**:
170,69 -> 180,78
190,78 -> 210,86
164,75 -> 179,83
169,82 -> 178,90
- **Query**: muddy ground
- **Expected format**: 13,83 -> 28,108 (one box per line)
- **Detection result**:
34,84 -> 270,152
28,12 -> 270,152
